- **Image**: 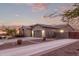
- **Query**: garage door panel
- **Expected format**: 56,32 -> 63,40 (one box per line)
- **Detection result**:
69,32 -> 79,39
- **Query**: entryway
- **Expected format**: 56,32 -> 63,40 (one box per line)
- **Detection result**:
34,30 -> 42,37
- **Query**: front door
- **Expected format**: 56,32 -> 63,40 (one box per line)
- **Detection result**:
34,30 -> 42,37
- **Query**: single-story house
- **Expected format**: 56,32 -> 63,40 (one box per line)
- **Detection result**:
19,24 -> 75,39
30,24 -> 58,38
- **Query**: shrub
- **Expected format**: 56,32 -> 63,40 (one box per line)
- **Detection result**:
43,37 -> 46,41
17,39 -> 22,45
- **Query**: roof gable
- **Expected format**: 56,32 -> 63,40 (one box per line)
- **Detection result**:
30,24 -> 58,29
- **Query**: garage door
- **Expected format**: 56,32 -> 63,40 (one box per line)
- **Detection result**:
34,30 -> 42,37
69,32 -> 79,39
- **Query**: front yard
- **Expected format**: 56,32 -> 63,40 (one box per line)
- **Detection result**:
0,37 -> 53,50
42,39 -> 79,56
0,39 -> 77,56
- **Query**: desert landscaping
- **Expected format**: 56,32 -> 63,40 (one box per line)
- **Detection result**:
42,40 -> 79,56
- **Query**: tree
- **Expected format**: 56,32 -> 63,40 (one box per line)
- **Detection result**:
63,3 -> 79,19
43,3 -> 79,30
5,28 -> 17,37
62,3 -> 79,30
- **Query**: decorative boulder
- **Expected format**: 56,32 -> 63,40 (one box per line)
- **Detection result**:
17,39 -> 22,45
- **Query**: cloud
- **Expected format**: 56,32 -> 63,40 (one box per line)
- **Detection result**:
31,3 -> 48,12
58,4 -> 75,14
15,14 -> 19,17
9,19 -> 36,26
14,3 -> 48,12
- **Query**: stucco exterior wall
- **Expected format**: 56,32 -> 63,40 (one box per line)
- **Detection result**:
32,25 -> 57,38
24,29 -> 32,37
44,28 -> 57,38
22,24 -> 73,38
55,26 -> 73,39
32,25 -> 44,37
32,25 -> 43,31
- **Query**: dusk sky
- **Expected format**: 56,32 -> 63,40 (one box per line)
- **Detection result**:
0,3 -> 73,26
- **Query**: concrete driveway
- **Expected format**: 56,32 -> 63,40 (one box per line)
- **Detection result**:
0,39 -> 78,56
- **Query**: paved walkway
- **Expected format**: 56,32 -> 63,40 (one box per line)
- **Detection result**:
0,39 -> 78,56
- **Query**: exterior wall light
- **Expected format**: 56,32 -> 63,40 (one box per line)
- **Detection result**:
32,30 -> 34,37
42,30 -> 45,37
59,29 -> 64,33
16,29 -> 20,34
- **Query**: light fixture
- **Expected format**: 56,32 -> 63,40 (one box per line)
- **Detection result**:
42,30 -> 45,37
59,29 -> 64,33
32,30 -> 34,37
